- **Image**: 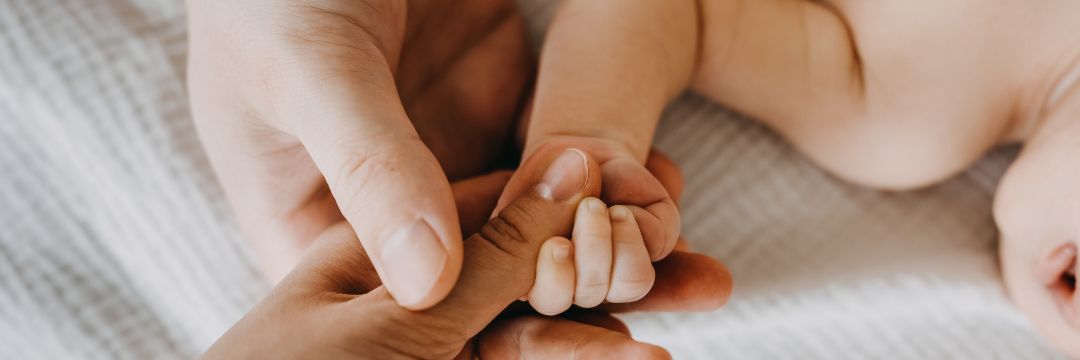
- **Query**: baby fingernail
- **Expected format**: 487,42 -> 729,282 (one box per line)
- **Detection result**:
379,220 -> 448,308
610,206 -> 632,222
552,243 -> 572,263
582,197 -> 606,213
535,149 -> 588,202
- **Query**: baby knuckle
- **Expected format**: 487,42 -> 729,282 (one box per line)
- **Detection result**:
577,279 -> 610,293
575,231 -> 612,244
612,277 -> 654,288
609,280 -> 654,302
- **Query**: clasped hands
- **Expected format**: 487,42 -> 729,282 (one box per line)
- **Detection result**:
204,149 -> 732,359
188,0 -> 732,358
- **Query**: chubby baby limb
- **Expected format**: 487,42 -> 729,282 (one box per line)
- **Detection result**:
493,1 -> 697,266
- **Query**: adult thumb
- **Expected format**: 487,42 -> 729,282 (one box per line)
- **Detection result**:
280,42 -> 462,310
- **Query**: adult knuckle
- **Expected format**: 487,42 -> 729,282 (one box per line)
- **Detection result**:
328,135 -> 425,213
484,216 -> 528,244
477,202 -> 547,260
477,217 -> 528,259
331,149 -> 382,212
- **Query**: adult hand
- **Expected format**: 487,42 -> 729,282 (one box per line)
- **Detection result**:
186,0 -> 531,309
204,151 -> 732,359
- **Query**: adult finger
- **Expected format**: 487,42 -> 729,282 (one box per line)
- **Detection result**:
561,309 -> 632,336
418,148 -> 602,338
477,316 -> 671,360
288,171 -> 516,295
209,158 -> 599,359
294,148 -> 601,354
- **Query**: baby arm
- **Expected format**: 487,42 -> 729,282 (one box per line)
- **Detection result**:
527,198 -> 655,315
501,1 -> 700,270
524,0 -> 698,159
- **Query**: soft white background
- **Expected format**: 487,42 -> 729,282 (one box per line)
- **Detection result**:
0,0 -> 1063,358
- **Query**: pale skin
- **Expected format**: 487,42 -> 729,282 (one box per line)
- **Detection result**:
188,0 -> 721,350
522,149 -> 688,314
518,0 -> 1080,355
526,198 -> 656,315
187,0 -> 534,310
497,2 -> 700,313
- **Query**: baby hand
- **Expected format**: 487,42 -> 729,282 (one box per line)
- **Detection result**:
526,197 -> 655,314
497,137 -> 680,261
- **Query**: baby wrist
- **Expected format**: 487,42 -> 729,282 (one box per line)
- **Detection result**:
523,132 -> 650,164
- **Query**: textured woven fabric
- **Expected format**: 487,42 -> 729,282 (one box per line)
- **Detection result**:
0,0 -> 1065,358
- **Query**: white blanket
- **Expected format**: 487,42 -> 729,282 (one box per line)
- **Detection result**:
0,0 -> 1064,358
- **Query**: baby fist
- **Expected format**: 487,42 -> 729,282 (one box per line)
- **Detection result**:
497,136 -> 680,261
